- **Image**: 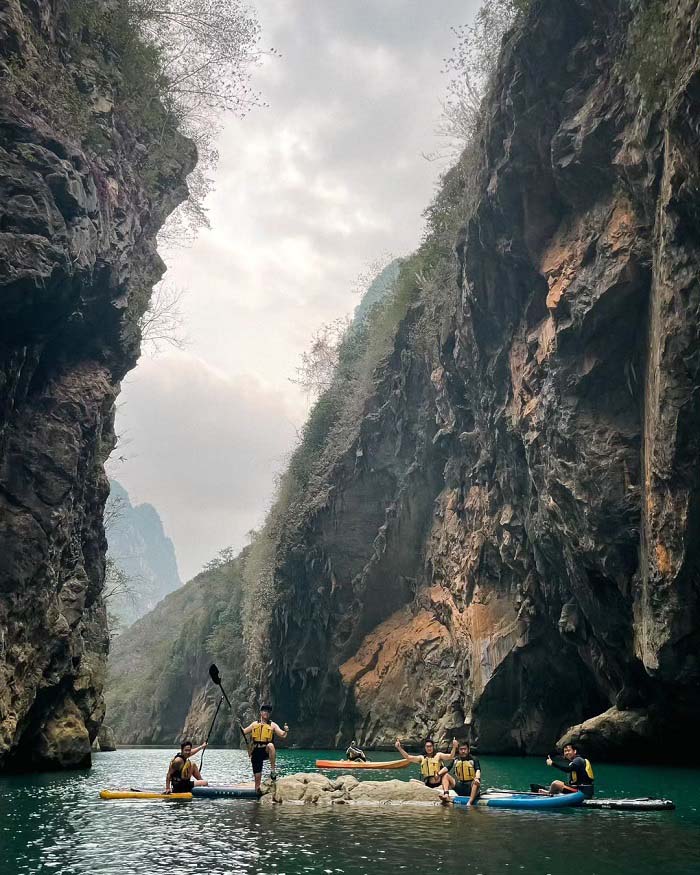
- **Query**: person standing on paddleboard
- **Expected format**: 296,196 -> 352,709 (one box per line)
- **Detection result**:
164,740 -> 209,794
241,704 -> 289,792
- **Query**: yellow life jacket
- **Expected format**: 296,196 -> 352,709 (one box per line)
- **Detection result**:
170,754 -> 192,781
420,756 -> 441,779
455,758 -> 476,782
571,759 -> 594,784
251,721 -> 274,746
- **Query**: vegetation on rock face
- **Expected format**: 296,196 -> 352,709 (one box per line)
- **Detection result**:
105,547 -> 250,744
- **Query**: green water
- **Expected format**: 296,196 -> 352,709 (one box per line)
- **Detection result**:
1,748 -> 699,875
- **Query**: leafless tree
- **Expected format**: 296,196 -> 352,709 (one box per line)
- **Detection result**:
139,281 -> 188,354
434,0 -> 525,159
104,493 -> 128,533
127,0 -> 274,248
290,317 -> 351,399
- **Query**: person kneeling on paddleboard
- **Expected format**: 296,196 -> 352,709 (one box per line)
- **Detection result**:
537,741 -> 594,798
395,737 -> 457,794
165,740 -> 209,794
439,740 -> 481,805
242,704 -> 289,792
345,740 -> 367,762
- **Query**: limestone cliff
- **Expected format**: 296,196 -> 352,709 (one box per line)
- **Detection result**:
106,480 -> 182,628
104,0 -> 700,763
0,0 -> 194,770
255,0 -> 700,761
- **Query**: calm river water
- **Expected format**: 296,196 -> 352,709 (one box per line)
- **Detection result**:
1,747 -> 699,875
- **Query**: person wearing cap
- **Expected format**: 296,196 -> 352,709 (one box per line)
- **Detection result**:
241,704 -> 289,792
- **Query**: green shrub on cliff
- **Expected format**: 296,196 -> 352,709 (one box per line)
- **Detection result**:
622,0 -> 676,105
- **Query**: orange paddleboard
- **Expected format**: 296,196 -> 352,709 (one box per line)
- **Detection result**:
315,758 -> 409,770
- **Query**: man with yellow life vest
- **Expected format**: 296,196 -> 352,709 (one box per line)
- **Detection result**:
164,740 -> 208,794
241,704 -> 289,793
543,741 -> 595,798
395,736 -> 458,793
440,740 -> 481,805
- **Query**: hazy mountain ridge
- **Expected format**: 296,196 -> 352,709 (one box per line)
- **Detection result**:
106,480 -> 182,628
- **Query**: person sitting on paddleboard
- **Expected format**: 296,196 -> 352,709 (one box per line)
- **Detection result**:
395,736 -> 457,793
242,704 -> 289,792
345,740 -> 367,762
165,740 -> 209,794
439,740 -> 481,805
539,741 -> 594,798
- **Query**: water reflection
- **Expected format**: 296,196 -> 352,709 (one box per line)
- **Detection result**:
1,749 -> 699,875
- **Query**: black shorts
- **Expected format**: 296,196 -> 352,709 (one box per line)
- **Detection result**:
251,745 -> 269,774
172,779 -> 194,793
424,777 -> 442,788
575,784 -> 594,799
455,780 -> 479,798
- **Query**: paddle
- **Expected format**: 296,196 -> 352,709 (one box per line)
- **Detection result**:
200,664 -> 233,770
239,721 -> 252,758
209,663 -> 232,707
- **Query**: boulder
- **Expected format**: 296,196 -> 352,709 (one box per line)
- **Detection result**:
348,779 -> 438,805
559,707 -> 652,761
261,775 -> 442,806
35,696 -> 91,770
97,724 -> 117,752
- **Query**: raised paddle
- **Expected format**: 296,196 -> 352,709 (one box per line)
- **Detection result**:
200,664 -> 233,769
208,663 -> 232,707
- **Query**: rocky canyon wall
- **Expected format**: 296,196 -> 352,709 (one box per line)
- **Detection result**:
256,0 -> 700,761
0,0 -> 193,770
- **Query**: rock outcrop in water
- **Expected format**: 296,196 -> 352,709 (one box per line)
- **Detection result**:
106,0 -> 700,764
0,0 -> 194,770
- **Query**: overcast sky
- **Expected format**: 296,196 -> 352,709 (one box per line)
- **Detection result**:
109,0 -> 479,580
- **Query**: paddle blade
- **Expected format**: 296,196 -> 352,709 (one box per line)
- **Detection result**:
209,664 -> 222,686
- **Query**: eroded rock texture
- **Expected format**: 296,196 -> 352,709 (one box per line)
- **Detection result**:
262,0 -> 700,760
0,0 -> 193,770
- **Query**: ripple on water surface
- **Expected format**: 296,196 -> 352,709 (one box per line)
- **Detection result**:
1,749 -> 699,875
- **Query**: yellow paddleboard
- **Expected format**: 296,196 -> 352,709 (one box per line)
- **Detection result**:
99,789 -> 192,800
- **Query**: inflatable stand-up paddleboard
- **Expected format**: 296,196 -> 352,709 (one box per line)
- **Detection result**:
454,790 -> 585,809
100,789 -> 192,800
191,784 -> 258,798
470,787 -> 676,811
582,797 -> 675,811
316,759 -> 410,770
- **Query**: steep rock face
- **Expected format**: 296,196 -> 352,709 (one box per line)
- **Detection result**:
0,1 -> 194,770
106,480 -> 182,627
261,0 -> 700,759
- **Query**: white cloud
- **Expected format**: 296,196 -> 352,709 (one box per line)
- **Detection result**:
113,0 -> 481,581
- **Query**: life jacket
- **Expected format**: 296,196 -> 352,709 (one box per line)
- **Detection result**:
170,754 -> 193,785
571,759 -> 594,785
420,756 -> 441,779
454,758 -> 476,782
251,721 -> 274,747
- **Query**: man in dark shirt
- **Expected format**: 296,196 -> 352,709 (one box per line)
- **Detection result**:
544,741 -> 595,798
